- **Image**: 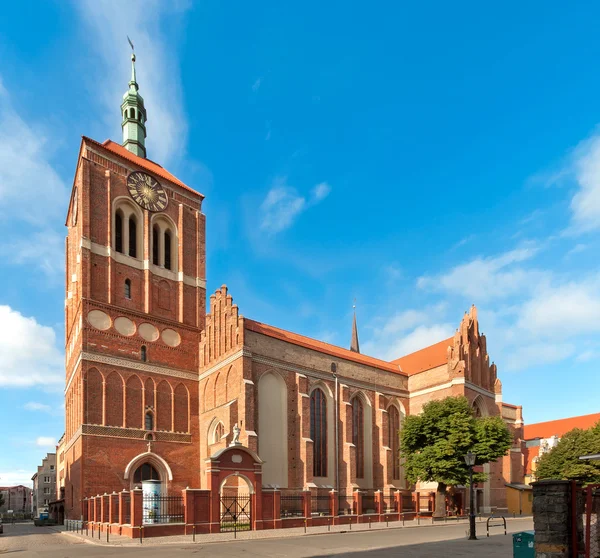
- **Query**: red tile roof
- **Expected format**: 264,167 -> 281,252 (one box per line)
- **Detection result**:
244,319 -> 405,375
391,337 -> 453,375
524,413 -> 600,440
83,137 -> 203,198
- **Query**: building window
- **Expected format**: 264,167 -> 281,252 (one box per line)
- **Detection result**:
152,226 -> 159,265
115,211 -> 123,253
164,231 -> 171,270
125,279 -> 131,299
310,388 -> 327,477
213,422 -> 224,444
141,345 -> 147,362
388,406 -> 401,480
128,216 -> 137,257
352,397 -> 365,479
133,463 -> 160,484
145,411 -> 153,431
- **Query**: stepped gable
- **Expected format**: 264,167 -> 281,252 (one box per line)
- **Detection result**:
200,285 -> 244,366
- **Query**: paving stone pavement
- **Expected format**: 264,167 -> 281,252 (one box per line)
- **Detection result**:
0,517 -> 534,557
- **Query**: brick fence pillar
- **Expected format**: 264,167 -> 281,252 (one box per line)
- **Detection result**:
131,488 -> 143,529
354,490 -> 362,516
375,490 -> 383,515
532,480 -> 584,558
118,491 -> 128,525
303,491 -> 312,526
395,491 -> 402,514
330,490 -> 338,517
109,492 -> 118,524
273,490 -> 282,529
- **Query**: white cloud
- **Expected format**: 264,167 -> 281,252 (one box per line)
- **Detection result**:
24,402 -> 53,413
0,469 -> 34,488
503,342 -> 575,372
570,134 -> 600,233
36,437 -> 57,448
362,306 -> 453,361
0,305 -> 64,388
260,177 -> 331,234
0,78 -> 67,225
417,245 -> 543,301
76,0 -> 190,167
252,77 -> 262,92
312,182 -> 332,202
0,229 -> 64,276
517,279 -> 600,338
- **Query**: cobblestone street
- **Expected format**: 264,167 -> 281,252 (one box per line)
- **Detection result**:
0,517 -> 533,557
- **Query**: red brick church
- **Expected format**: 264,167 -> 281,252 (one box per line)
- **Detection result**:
57,52 -> 525,526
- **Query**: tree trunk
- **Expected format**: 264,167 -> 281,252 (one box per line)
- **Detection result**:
433,482 -> 447,518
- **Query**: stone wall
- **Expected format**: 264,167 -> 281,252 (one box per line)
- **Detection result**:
532,480 -> 584,557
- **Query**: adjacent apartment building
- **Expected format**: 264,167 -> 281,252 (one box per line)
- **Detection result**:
0,485 -> 32,515
31,453 -> 57,516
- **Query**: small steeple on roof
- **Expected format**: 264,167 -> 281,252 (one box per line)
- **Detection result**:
121,38 -> 147,158
350,302 -> 360,353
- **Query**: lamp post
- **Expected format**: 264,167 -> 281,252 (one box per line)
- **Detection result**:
464,451 -> 477,540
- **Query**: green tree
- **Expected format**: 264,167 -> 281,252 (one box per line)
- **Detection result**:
0,492 -> 4,509
400,396 -> 512,516
536,422 -> 600,484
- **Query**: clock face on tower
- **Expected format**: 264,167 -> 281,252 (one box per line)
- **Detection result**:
127,171 -> 168,212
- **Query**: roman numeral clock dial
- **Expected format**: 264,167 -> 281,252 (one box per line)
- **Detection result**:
127,171 -> 168,212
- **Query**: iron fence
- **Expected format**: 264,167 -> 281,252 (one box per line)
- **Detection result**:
311,490 -> 331,516
338,491 -> 355,515
280,491 -> 304,518
581,484 -> 599,558
122,492 -> 131,524
142,494 -> 184,524
362,490 -> 376,514
401,494 -> 415,513
383,490 -> 397,512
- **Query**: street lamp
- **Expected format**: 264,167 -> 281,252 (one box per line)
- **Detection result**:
464,451 -> 477,540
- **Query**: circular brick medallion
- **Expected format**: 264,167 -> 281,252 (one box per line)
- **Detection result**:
114,316 -> 136,337
87,310 -> 111,331
138,323 -> 159,342
161,328 -> 181,347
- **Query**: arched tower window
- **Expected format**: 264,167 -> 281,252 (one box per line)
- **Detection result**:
388,406 -> 400,480
310,388 -> 327,477
152,226 -> 159,265
125,279 -> 131,299
145,411 -> 154,431
150,216 -> 178,271
141,345 -> 147,362
352,397 -> 365,479
115,211 -> 123,253
128,216 -> 137,258
129,108 -> 135,119
164,231 -> 171,270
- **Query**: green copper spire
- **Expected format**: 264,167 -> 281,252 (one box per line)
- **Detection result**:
121,40 -> 147,158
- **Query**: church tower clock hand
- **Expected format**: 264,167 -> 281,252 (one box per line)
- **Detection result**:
127,171 -> 168,211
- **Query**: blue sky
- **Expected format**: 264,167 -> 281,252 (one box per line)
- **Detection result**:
1,1 -> 599,487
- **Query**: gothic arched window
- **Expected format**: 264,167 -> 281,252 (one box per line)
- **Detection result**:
152,226 -> 159,266
164,231 -> 172,270
145,411 -> 154,431
352,397 -> 365,479
214,422 -> 224,444
141,345 -> 147,362
310,388 -> 327,477
133,463 -> 159,483
115,211 -> 123,253
388,406 -> 400,480
128,216 -> 137,258
125,279 -> 131,299
129,108 -> 135,119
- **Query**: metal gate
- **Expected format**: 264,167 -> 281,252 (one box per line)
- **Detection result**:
220,494 -> 252,532
582,484 -> 599,558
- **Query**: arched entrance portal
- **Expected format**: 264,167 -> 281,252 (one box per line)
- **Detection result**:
206,445 -> 264,532
219,473 -> 253,532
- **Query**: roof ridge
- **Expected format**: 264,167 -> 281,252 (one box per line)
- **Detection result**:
244,318 -> 405,375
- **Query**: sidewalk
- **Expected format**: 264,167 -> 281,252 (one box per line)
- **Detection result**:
59,515 -> 532,547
